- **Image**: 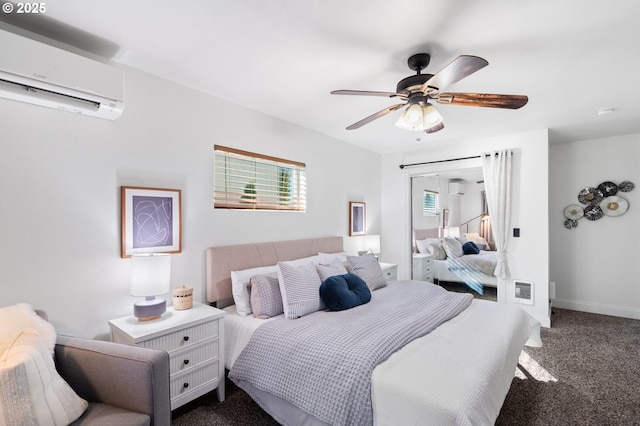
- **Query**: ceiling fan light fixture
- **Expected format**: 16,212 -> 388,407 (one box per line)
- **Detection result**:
395,104 -> 422,131
395,102 -> 443,132
405,103 -> 424,124
423,103 -> 443,126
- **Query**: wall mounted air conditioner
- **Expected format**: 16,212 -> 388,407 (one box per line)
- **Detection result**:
448,181 -> 465,195
0,30 -> 124,120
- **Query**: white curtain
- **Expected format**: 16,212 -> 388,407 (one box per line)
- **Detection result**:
482,150 -> 512,280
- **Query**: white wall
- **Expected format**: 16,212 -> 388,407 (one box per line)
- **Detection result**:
381,129 -> 551,327
549,133 -> 640,319
0,65 -> 381,339
411,176 -> 440,231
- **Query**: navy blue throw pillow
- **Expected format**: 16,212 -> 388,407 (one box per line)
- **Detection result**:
462,241 -> 480,255
319,273 -> 372,311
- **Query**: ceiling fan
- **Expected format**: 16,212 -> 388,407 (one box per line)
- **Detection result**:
331,53 -> 528,133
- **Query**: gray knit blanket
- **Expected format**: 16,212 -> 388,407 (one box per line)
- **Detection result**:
447,254 -> 497,276
229,281 -> 473,426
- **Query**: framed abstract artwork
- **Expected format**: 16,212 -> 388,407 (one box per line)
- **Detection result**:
121,186 -> 182,258
349,201 -> 366,236
442,208 -> 450,229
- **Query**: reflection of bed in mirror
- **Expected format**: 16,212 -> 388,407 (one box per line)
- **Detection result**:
413,228 -> 497,288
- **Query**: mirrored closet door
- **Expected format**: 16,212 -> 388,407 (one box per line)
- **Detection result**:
410,167 -> 497,301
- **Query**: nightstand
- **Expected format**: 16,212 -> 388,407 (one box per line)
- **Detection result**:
412,253 -> 434,282
108,302 -> 225,410
379,262 -> 398,282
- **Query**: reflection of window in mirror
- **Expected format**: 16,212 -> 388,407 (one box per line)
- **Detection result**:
423,190 -> 440,216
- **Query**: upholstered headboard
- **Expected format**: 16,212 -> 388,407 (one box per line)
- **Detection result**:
414,228 -> 440,241
205,236 -> 344,304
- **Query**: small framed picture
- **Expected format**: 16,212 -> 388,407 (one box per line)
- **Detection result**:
121,186 -> 182,258
442,208 -> 450,229
349,201 -> 366,236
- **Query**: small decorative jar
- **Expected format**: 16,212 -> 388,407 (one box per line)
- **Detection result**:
173,285 -> 193,310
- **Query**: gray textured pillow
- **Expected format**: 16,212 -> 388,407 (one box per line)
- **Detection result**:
443,237 -> 464,258
316,258 -> 348,282
250,274 -> 283,319
346,253 -> 387,291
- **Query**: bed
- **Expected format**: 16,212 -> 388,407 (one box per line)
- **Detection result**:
414,228 -> 498,289
206,236 -> 539,426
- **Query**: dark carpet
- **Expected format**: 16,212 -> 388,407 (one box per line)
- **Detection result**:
172,308 -> 640,425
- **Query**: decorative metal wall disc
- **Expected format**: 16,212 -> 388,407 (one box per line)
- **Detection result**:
578,187 -> 604,205
583,204 -> 604,220
563,205 -> 584,220
618,181 -> 635,192
599,196 -> 628,217
564,219 -> 578,229
597,181 -> 618,197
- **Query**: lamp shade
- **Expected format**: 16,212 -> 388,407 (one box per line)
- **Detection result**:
130,254 -> 171,297
364,235 -> 381,254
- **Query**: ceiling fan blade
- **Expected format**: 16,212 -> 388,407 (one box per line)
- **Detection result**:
421,55 -> 489,93
345,103 -> 405,130
436,92 -> 528,109
331,89 -> 406,99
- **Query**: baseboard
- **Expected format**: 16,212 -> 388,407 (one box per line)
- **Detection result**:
552,298 -> 640,320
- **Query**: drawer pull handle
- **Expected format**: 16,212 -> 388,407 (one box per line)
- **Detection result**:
183,383 -> 189,389
183,359 -> 189,365
183,336 -> 189,342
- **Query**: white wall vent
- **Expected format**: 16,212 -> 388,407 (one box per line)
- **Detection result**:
0,30 -> 124,120
513,280 -> 534,305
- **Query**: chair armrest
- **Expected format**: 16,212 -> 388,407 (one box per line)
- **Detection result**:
54,335 -> 171,426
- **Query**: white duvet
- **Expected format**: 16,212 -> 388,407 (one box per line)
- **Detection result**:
224,296 -> 539,425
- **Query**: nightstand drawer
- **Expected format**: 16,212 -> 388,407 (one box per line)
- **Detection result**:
383,269 -> 397,281
170,360 -> 220,400
141,320 -> 219,352
170,339 -> 219,374
379,263 -> 398,282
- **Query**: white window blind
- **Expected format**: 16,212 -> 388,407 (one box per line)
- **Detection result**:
423,190 -> 440,216
214,145 -> 306,211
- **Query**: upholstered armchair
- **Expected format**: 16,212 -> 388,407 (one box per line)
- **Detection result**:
42,312 -> 172,426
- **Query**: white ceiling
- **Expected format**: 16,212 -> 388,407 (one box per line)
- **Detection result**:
3,0 -> 640,153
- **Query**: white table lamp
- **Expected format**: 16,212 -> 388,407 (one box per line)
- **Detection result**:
130,254 -> 171,321
364,235 -> 381,256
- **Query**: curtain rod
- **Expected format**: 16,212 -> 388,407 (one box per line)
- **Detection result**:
399,155 -> 480,170
398,152 -> 512,169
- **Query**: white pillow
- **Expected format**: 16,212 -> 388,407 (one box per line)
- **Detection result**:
0,329 -> 88,425
464,232 -> 481,241
231,264 -> 278,316
316,258 -> 348,282
279,254 -> 322,268
443,237 -> 464,258
318,251 -> 348,264
415,238 -> 431,254
0,303 -> 56,356
278,261 -> 324,319
346,253 -> 387,291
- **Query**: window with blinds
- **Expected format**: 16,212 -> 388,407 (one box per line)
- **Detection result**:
423,190 -> 440,216
214,145 -> 306,211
